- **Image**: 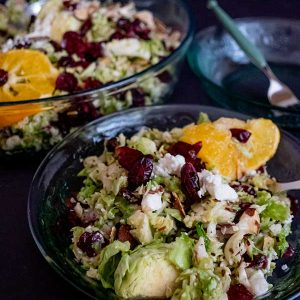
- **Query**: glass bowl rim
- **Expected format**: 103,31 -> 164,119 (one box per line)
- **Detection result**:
27,104 -> 300,300
0,0 -> 195,107
188,17 -> 300,114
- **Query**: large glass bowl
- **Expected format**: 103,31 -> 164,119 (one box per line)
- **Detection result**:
28,104 -> 300,300
0,0 -> 194,159
188,18 -> 300,128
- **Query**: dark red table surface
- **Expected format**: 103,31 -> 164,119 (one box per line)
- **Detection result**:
1,1 -> 300,299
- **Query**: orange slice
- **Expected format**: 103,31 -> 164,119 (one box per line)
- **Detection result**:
0,49 -> 58,127
243,118 -> 280,170
181,123 -> 240,179
180,118 -> 280,180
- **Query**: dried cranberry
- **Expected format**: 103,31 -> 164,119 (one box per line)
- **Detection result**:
117,224 -> 136,246
55,72 -> 78,92
77,231 -> 105,257
245,207 -> 256,216
131,19 -> 150,40
0,69 -> 8,86
181,162 -> 200,204
82,77 -> 103,89
256,165 -> 266,174
227,284 -> 253,300
75,59 -> 91,69
14,39 -> 31,49
288,195 -> 298,216
66,196 -> 77,209
50,40 -> 62,51
283,244 -> 295,258
128,155 -> 153,189
54,101 -> 100,131
120,187 -> 141,204
116,146 -> 143,170
230,128 -> 252,143
80,18 -> 93,36
157,70 -> 172,83
169,141 -> 201,160
116,18 -> 132,31
106,137 -> 119,152
65,198 -> 82,228
63,0 -> 77,10
85,42 -> 103,61
131,88 -> 145,107
109,30 -> 126,40
234,202 -> 252,223
168,141 -> 205,172
248,254 -> 268,269
57,56 -> 76,68
62,31 -> 88,57
241,184 -> 256,196
78,102 -> 99,119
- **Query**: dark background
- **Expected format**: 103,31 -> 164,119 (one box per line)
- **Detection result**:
1,0 -> 300,299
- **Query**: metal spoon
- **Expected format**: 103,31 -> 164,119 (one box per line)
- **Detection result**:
208,0 -> 300,108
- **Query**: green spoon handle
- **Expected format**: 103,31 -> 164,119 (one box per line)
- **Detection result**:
208,0 -> 268,70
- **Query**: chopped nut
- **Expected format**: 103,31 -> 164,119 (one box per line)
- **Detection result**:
135,10 -> 155,29
172,192 -> 186,217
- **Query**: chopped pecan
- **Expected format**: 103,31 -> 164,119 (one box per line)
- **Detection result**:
172,192 -> 186,217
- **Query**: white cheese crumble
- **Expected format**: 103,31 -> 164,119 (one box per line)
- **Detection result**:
269,223 -> 282,236
197,170 -> 238,201
141,191 -> 163,212
104,38 -> 151,60
239,265 -> 269,297
153,153 -> 185,177
247,269 -> 269,296
194,237 -> 208,259
281,264 -> 288,271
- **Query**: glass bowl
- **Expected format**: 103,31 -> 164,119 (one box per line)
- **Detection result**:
0,0 -> 194,159
188,18 -> 300,128
28,104 -> 300,300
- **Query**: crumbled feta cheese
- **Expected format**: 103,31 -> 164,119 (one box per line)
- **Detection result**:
74,202 -> 83,218
141,191 -> 163,212
3,135 -> 22,150
247,170 -> 257,177
104,38 -> 151,60
153,153 -> 185,177
247,269 -> 269,296
194,237 -> 208,259
281,264 -> 288,271
197,170 -> 238,201
270,223 -> 282,236
239,266 -> 269,297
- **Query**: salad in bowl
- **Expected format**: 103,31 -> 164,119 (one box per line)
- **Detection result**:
29,106 -> 298,300
0,0 -> 192,156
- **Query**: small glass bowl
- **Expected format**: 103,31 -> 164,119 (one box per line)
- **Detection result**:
188,18 -> 300,128
28,104 -> 300,300
0,0 -> 194,159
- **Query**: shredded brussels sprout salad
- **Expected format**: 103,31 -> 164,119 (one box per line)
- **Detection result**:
66,113 -> 295,300
0,0 -> 180,153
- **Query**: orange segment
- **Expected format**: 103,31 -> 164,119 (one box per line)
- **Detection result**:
0,49 -> 58,127
181,123 -> 239,179
0,104 -> 45,127
180,118 -> 280,180
243,119 -> 280,170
